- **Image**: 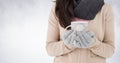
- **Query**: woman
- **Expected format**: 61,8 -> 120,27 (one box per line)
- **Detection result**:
46,0 -> 115,63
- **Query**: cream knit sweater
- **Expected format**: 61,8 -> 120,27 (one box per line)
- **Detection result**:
46,3 -> 115,63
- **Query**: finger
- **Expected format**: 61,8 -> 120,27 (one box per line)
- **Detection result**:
63,34 -> 73,46
86,31 -> 94,38
66,33 -> 73,43
86,32 -> 94,44
82,32 -> 94,48
78,32 -> 87,48
69,34 -> 76,46
82,31 -> 92,43
63,30 -> 74,39
80,31 -> 90,47
75,36 -> 82,47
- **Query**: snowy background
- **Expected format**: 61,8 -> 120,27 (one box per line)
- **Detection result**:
0,0 -> 119,63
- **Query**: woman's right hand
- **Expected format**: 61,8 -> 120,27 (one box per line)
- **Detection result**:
62,29 -> 77,49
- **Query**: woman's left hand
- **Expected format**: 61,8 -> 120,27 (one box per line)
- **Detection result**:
74,30 -> 95,48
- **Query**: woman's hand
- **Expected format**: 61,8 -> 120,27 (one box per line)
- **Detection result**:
62,29 -> 77,48
62,28 -> 95,48
75,30 -> 95,48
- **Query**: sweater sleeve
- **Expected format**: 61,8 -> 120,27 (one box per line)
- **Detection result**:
46,3 -> 75,56
88,3 -> 115,58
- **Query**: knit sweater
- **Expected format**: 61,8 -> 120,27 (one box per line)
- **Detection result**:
46,3 -> 115,63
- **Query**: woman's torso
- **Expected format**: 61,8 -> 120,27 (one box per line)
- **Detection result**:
53,3 -> 108,63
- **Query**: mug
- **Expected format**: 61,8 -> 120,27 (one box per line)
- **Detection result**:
65,21 -> 89,31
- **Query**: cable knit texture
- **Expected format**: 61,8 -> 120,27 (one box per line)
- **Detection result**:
62,26 -> 95,48
46,3 -> 115,63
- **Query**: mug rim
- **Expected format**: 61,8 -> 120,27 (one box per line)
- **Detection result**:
71,21 -> 88,23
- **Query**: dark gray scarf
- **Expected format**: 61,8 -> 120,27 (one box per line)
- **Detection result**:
74,0 -> 104,20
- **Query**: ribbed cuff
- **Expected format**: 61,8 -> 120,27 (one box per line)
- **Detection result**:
63,41 -> 76,50
89,37 -> 101,49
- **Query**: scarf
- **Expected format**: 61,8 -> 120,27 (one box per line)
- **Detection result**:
74,0 -> 104,20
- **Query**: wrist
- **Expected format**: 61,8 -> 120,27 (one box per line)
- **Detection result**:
89,37 -> 101,49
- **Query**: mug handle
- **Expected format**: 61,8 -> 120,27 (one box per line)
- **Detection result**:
64,25 -> 71,31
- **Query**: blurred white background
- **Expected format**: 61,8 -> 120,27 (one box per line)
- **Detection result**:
0,0 -> 119,63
